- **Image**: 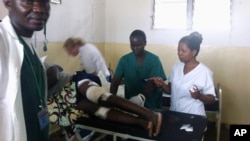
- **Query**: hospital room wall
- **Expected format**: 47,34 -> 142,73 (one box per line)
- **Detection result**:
0,0 -> 106,72
1,0 -> 250,125
0,2 -> 7,18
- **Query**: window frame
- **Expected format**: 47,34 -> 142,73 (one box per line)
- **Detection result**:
152,0 -> 232,30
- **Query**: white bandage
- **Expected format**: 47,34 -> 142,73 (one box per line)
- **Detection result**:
86,86 -> 106,103
77,79 -> 99,88
129,94 -> 146,107
94,107 -> 110,119
100,92 -> 112,101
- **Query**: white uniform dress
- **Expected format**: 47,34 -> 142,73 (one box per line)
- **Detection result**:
169,62 -> 216,116
78,43 -> 110,77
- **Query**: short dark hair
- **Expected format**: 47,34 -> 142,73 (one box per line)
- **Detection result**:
129,29 -> 147,43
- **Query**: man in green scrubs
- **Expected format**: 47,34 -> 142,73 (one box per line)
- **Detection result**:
110,29 -> 166,109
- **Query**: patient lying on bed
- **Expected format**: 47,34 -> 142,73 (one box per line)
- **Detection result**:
46,64 -> 162,137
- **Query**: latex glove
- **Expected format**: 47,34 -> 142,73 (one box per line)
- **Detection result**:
129,94 -> 146,107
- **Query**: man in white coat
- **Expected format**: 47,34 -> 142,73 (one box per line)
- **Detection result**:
0,0 -> 50,141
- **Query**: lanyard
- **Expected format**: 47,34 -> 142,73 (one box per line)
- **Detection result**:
18,35 -> 45,109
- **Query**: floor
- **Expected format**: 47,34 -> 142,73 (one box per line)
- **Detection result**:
49,121 -> 229,141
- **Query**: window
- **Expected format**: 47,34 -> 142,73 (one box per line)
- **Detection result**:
153,0 -> 231,30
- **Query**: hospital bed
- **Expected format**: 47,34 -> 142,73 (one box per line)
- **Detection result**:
64,109 -> 207,141
45,63 -> 207,141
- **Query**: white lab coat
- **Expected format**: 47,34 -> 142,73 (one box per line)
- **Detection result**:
0,16 -> 47,141
79,43 -> 110,77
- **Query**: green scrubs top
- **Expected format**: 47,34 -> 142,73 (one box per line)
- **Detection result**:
115,51 -> 166,109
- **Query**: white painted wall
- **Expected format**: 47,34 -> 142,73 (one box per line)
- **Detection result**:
0,1 -> 7,19
0,0 -> 105,43
1,0 -> 250,47
105,0 -> 250,47
44,0 -> 105,43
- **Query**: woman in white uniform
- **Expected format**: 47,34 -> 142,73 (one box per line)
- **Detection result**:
151,32 -> 216,116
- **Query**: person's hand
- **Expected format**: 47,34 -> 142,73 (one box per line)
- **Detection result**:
189,85 -> 201,99
129,94 -> 146,107
149,77 -> 164,87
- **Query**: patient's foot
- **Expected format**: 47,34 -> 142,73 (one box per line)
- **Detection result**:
152,112 -> 162,137
147,122 -> 153,137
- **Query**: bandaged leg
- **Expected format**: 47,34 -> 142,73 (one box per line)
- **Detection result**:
86,86 -> 112,103
94,107 -> 110,119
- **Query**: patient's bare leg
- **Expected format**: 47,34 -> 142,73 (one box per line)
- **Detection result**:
100,94 -> 162,137
77,99 -> 154,137
78,80 -> 162,137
